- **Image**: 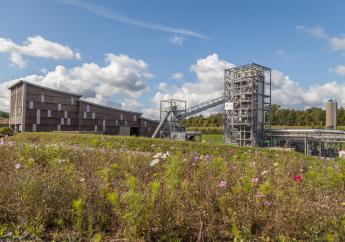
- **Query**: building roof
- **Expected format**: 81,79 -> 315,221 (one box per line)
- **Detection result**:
8,80 -> 83,97
78,99 -> 142,115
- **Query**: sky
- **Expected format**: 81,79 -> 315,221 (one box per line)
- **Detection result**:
1,0 -> 345,118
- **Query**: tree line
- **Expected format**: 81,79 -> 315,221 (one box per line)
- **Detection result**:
186,104 -> 345,127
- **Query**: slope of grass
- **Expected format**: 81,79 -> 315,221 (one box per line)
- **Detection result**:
0,132 -> 344,241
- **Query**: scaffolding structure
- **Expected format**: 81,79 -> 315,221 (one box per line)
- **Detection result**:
224,63 -> 271,146
156,99 -> 186,139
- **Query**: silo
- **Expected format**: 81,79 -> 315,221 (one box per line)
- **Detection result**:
326,99 -> 337,130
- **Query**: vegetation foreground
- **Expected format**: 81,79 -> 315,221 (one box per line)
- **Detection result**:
0,133 -> 344,241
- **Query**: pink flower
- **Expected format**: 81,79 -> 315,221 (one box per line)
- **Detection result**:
251,178 -> 259,183
264,201 -> 272,206
218,180 -> 227,189
255,192 -> 265,198
293,175 -> 302,182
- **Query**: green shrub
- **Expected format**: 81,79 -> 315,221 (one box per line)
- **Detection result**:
0,127 -> 14,137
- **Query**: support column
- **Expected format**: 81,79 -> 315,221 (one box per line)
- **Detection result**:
319,140 -> 322,158
304,138 -> 307,155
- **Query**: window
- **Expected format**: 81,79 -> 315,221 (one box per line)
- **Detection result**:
103,120 -> 106,132
48,110 -> 52,117
57,125 -> 61,131
61,118 -> 64,125
71,97 -> 75,105
133,115 -> 137,121
115,120 -> 118,126
58,103 -> 61,111
64,111 -> 68,118
148,127 -> 151,132
92,112 -> 95,119
120,114 -> 123,120
95,125 -> 98,132
29,101 -> 33,109
67,118 -> 71,126
41,95 -> 45,103
86,105 -> 90,112
83,112 -> 87,119
32,124 -> 37,132
36,109 -> 40,124
125,120 -> 128,126
144,121 -> 147,127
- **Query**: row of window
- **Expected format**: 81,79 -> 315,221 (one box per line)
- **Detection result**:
38,95 -> 75,105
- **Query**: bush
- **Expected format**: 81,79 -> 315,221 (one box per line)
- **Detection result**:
0,127 -> 14,137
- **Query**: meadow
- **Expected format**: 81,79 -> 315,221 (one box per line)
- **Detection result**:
0,132 -> 344,241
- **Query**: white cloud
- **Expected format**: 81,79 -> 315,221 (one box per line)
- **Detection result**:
55,0 -> 209,39
330,65 -> 345,76
144,53 -> 234,118
169,36 -> 185,46
143,53 -> 345,118
172,72 -> 183,81
0,54 -> 152,112
296,25 -> 328,39
329,36 -> 345,51
0,35 -> 81,68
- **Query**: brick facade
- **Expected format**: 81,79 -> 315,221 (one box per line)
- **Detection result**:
9,81 -> 158,137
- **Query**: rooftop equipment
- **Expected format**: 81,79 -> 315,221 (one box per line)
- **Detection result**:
326,99 -> 337,130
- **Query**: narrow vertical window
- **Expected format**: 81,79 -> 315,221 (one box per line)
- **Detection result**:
133,115 -> 137,121
125,120 -> 128,126
48,110 -> 52,117
61,118 -> 64,125
144,121 -> 147,127
92,112 -> 95,119
32,124 -> 37,132
120,114 -> 123,120
57,125 -> 61,131
83,112 -> 87,119
58,103 -> 61,111
36,109 -> 40,124
95,125 -> 98,132
87,105 -> 90,112
115,120 -> 118,126
103,120 -> 106,132
67,118 -> 71,125
41,95 -> 45,103
64,111 -> 68,118
29,101 -> 33,109
71,97 -> 75,105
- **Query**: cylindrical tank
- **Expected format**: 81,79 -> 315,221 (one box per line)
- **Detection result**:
326,99 -> 337,130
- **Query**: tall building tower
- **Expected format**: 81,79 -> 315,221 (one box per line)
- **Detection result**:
326,99 -> 337,130
223,64 -> 271,146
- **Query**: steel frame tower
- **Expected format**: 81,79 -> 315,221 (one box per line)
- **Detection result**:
158,99 -> 186,138
223,64 -> 271,146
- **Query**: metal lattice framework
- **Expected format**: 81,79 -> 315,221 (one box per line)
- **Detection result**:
155,99 -> 186,139
224,63 -> 271,146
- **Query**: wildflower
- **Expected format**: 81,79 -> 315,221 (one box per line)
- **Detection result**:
293,175 -> 302,183
273,162 -> 278,167
182,159 -> 187,162
251,178 -> 259,183
154,152 -> 162,159
80,178 -> 85,182
0,139 -> 4,145
57,159 -> 65,163
204,154 -> 211,162
192,155 -> 200,162
255,192 -> 265,198
218,180 -> 227,188
261,170 -> 268,176
14,163 -> 22,169
150,159 -> 160,167
264,201 -> 272,206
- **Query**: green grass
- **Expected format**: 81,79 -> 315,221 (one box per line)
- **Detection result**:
202,134 -> 223,144
0,132 -> 344,241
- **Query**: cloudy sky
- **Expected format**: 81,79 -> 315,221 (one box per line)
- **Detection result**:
1,0 -> 345,118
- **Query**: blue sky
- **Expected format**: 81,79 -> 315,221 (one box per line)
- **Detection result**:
1,0 -> 345,117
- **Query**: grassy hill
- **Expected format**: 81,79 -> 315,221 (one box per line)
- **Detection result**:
0,132 -> 344,241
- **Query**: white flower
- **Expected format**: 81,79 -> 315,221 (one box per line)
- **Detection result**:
154,152 -> 162,159
150,158 -> 160,167
57,159 -> 65,163
80,178 -> 85,182
273,162 -> 278,167
261,170 -> 268,175
15,163 -> 22,169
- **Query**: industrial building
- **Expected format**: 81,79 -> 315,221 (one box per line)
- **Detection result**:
8,80 -> 158,137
